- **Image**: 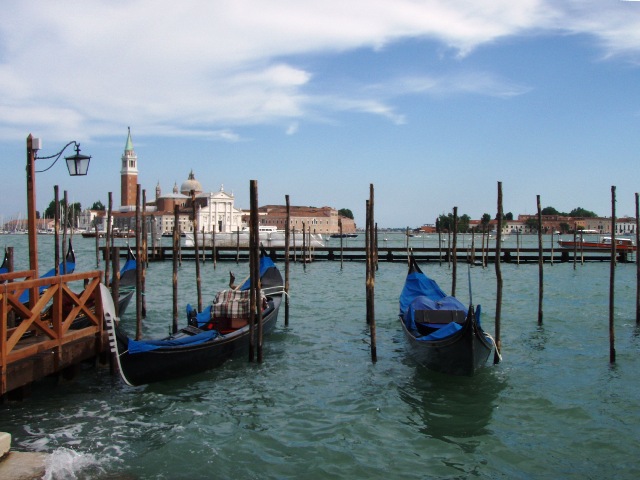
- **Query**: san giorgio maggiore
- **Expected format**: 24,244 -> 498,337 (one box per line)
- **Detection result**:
77,129 -> 355,238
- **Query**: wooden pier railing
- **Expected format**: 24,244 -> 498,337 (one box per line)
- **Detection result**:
0,270 -> 105,396
128,245 -> 635,264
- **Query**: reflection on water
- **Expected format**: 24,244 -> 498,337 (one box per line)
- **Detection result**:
398,363 -> 506,452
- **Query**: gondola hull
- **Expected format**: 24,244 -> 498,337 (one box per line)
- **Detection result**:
398,254 -> 495,376
108,295 -> 282,386
398,311 -> 493,376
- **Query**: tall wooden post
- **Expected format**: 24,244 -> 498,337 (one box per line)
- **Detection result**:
452,207 -> 458,297
367,184 -> 377,362
172,205 -> 180,334
248,181 -> 258,362
26,135 -> 39,306
54,186 -> 60,276
494,182 -> 503,364
537,195 -> 543,326
636,192 -> 639,326
141,189 -> 147,317
339,217 -> 344,269
302,221 -> 307,271
135,185 -> 143,340
94,221 -> 100,268
63,191 -> 70,274
111,247 -> 121,317
250,180 -> 264,362
573,224 -> 577,270
191,190 -> 202,312
366,201 -> 371,324
236,226 -> 240,264
105,192 -> 112,287
284,195 -> 291,326
609,186 -> 616,363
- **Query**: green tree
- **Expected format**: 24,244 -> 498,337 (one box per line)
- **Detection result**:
91,200 -> 106,211
458,214 -> 471,233
480,213 -> 491,232
569,207 -> 597,218
43,199 -> 82,227
504,212 -> 514,221
541,206 -> 560,215
338,208 -> 354,220
437,212 -> 471,232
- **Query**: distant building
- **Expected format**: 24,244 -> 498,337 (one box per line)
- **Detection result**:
120,127 -> 138,211
75,129 -> 354,237
255,205 -> 356,234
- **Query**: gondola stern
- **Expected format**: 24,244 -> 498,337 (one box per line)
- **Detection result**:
100,284 -> 136,387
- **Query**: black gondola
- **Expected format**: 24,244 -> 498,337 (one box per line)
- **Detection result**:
0,248 -> 8,275
398,254 -> 494,376
103,250 -> 285,386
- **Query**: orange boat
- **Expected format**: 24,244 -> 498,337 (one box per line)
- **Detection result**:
558,236 -> 636,252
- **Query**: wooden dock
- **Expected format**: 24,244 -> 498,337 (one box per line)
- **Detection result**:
0,269 -> 106,398
131,245 -> 634,264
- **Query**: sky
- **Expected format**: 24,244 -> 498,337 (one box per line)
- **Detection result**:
1,0 -> 639,229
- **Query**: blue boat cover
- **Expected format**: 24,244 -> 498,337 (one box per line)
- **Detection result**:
18,260 -> 76,303
120,258 -> 136,276
127,330 -> 218,354
399,266 -> 474,339
240,255 -> 276,290
186,303 -> 212,327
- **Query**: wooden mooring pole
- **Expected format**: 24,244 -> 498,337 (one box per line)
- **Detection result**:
191,190 -> 202,313
54,186 -> 60,276
494,182 -> 503,364
135,185 -> 143,340
366,185 -> 377,362
636,192 -> 639,326
142,190 -> 147,317
105,192 -> 112,287
609,186 -> 616,364
452,207 -> 458,296
285,195 -> 290,326
172,205 -> 180,334
537,195 -> 543,326
111,247 -> 121,318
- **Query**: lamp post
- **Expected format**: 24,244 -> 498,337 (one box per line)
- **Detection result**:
26,134 -> 91,300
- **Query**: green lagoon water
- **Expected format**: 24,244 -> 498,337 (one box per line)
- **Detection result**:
1,233 -> 639,479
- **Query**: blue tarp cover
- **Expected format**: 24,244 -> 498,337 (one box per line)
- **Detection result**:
240,255 -> 276,290
120,258 -> 136,275
18,260 -> 76,303
127,330 -> 218,354
186,303 -> 212,327
399,267 -> 476,339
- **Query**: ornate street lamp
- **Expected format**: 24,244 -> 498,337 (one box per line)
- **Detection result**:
26,134 -> 92,305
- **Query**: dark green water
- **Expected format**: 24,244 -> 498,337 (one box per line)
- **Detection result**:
1,233 -> 639,479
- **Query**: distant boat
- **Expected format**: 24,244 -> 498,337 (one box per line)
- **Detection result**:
558,236 -> 636,252
330,233 -> 358,238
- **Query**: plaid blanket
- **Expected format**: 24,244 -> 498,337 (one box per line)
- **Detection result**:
212,289 -> 266,319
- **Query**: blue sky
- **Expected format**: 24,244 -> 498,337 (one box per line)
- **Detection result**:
1,1 -> 639,229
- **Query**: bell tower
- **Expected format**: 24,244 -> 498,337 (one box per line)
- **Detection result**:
120,127 -> 138,209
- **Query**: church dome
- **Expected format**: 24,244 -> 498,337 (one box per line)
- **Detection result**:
180,170 -> 203,195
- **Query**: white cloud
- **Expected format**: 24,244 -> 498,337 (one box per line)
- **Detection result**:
0,0 -> 638,142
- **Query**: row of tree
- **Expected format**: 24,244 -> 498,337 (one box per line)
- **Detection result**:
434,206 -> 598,234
